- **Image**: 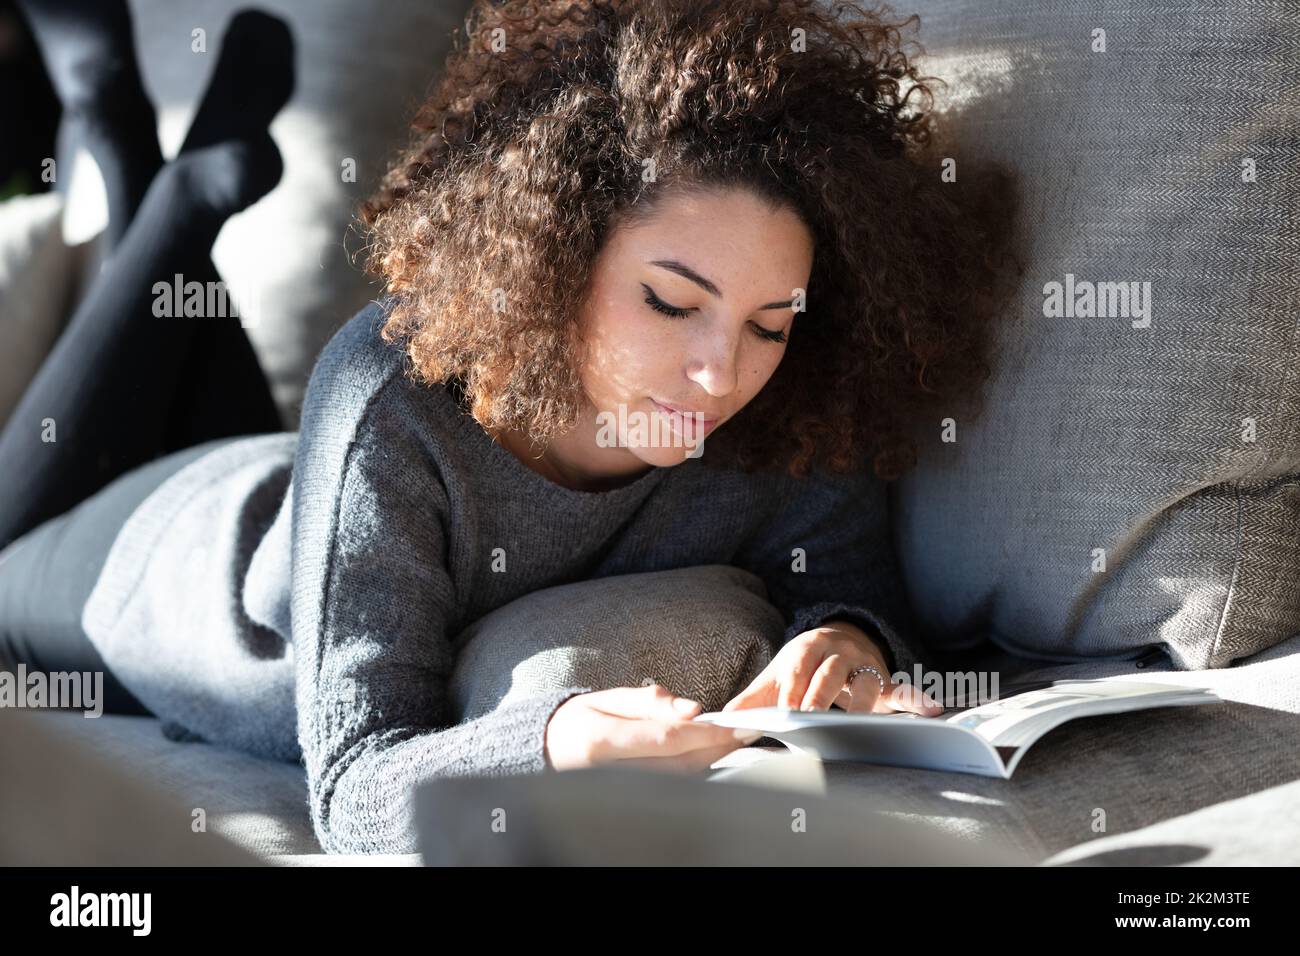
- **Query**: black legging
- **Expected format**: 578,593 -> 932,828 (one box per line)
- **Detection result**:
0,4 -> 290,714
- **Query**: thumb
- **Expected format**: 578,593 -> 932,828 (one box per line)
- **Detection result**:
722,676 -> 777,712
881,681 -> 945,715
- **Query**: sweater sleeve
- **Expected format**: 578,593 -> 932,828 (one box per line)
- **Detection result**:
733,465 -> 924,680
292,394 -> 591,856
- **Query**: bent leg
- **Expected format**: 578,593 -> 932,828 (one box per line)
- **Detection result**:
0,7 -> 294,549
0,138 -> 282,550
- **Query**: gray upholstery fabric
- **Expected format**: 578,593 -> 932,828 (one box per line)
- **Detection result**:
60,0 -> 466,428
26,638 -> 1300,864
13,575 -> 1299,864
7,563 -> 788,862
0,707 -> 264,865
1042,777 -> 1300,866
804,633 -> 1300,862
449,564 -> 784,721
891,1 -> 1300,669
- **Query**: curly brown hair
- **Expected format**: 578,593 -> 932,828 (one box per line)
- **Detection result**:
357,0 -> 1021,480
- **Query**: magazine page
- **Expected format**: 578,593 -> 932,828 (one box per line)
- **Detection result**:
695,678 -> 1219,778
941,679 -> 1218,749
694,679 -> 1206,736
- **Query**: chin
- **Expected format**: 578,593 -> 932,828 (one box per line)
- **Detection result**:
630,440 -> 708,468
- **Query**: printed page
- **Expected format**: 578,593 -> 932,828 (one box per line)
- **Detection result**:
941,680 -> 1213,748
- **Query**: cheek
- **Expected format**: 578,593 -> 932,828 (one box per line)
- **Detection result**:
582,303 -> 662,392
585,292 -> 652,349
735,345 -> 786,402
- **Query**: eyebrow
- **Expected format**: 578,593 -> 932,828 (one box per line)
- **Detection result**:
649,259 -> 796,311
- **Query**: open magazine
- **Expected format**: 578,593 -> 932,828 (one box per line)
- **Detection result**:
693,678 -> 1220,778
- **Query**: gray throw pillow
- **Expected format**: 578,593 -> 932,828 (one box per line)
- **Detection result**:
891,0 -> 1300,669
448,564 -> 784,722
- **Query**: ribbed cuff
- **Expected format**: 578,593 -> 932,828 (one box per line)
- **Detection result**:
538,686 -> 596,772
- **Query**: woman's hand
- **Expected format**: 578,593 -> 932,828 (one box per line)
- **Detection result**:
544,684 -> 763,772
722,621 -> 945,716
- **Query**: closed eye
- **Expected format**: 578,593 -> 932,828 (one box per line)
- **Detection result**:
641,283 -> 788,344
642,283 -> 693,318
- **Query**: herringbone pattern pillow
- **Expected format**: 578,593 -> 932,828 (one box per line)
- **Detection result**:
448,564 -> 783,721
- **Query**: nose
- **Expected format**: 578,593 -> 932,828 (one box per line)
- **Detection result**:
685,326 -> 740,399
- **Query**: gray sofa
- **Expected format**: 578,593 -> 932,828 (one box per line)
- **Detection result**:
2,0 -> 1299,865
4,565 -> 1300,866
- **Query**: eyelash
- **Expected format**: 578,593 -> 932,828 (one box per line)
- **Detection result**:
641,284 -> 788,344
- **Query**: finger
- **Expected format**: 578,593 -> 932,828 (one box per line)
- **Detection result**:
844,669 -> 885,713
776,646 -> 824,710
585,683 -> 701,720
606,719 -> 759,761
799,654 -> 853,711
874,681 -> 945,716
592,710 -> 757,761
616,736 -> 756,774
581,685 -> 738,761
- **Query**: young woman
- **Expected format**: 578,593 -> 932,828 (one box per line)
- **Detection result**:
0,0 -> 1019,854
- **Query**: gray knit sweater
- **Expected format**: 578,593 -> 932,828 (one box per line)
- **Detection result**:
81,298 -> 921,855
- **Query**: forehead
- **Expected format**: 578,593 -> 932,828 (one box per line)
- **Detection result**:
604,189 -> 814,281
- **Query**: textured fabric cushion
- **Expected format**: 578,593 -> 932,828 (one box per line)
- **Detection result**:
60,0 -> 466,428
891,1 -> 1300,668
1041,777 -> 1300,866
449,564 -> 784,721
17,709 -> 426,864
20,707 -> 420,865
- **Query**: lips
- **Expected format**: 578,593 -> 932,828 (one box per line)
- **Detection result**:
651,399 -> 720,440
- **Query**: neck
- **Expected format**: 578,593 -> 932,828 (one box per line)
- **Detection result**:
491,422 -> 655,493
449,377 -> 655,492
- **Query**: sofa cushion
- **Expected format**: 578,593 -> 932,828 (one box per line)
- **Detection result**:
32,708 -> 316,857
14,709 -> 427,864
1041,776 -> 1300,866
808,634 -> 1300,861
14,636 -> 1300,865
891,1 -> 1300,669
413,762 -> 1027,866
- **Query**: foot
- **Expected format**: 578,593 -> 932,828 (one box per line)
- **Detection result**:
180,9 -> 295,155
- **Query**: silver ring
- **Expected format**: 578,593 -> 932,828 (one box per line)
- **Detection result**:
845,664 -> 886,694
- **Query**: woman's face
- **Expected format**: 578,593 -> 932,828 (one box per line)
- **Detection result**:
545,186 -> 813,487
